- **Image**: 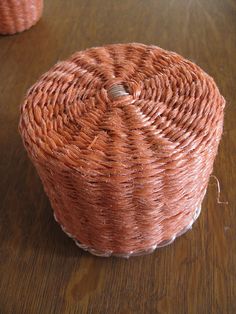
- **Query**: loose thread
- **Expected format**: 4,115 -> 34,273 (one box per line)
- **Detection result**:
210,175 -> 228,205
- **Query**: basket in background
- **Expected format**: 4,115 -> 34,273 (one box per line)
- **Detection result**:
0,0 -> 43,35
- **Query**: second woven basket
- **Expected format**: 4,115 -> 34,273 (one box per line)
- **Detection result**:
0,0 -> 43,35
19,43 -> 225,257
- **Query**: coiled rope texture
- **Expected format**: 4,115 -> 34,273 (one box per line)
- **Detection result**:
0,0 -> 43,35
19,44 -> 225,257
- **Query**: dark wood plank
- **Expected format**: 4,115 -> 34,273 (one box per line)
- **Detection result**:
0,0 -> 235,313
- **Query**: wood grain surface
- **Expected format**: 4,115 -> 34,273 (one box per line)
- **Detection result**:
0,0 -> 235,313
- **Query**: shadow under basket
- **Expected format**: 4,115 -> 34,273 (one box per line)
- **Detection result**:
0,0 -> 43,35
19,43 -> 225,257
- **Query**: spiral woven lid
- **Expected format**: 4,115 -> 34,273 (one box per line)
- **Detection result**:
19,43 -> 225,256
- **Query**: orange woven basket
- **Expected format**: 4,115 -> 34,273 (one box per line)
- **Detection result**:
0,0 -> 43,35
19,43 -> 225,257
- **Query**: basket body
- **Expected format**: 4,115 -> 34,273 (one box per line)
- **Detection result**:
19,44 -> 225,257
0,0 -> 43,35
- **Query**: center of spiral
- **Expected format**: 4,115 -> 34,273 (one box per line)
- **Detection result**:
107,84 -> 129,100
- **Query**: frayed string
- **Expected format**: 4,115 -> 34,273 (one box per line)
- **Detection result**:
210,175 -> 228,205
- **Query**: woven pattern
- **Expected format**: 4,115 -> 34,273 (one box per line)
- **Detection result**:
19,43 -> 225,257
0,0 -> 43,35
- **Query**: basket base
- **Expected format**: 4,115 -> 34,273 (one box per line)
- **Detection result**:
53,205 -> 202,258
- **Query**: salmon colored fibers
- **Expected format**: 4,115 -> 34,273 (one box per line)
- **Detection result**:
0,0 -> 43,35
19,43 -> 225,257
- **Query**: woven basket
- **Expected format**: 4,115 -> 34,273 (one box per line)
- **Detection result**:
19,43 -> 225,257
0,0 -> 43,35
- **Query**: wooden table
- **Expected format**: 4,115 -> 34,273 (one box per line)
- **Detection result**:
0,0 -> 235,313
